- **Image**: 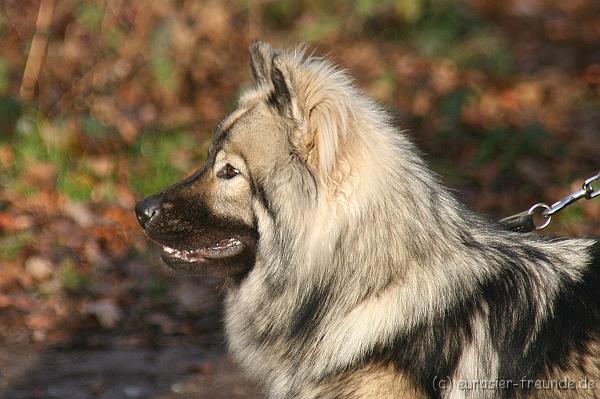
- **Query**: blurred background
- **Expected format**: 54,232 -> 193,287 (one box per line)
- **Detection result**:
0,0 -> 599,397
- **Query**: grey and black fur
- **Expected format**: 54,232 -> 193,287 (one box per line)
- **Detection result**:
136,42 -> 600,398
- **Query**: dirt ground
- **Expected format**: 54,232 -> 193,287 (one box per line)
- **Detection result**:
0,343 -> 262,399
0,276 -> 264,399
0,343 -> 262,398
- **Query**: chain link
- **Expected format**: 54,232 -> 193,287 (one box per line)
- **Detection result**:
583,173 -> 600,200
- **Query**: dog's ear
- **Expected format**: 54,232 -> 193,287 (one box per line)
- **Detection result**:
267,55 -> 293,115
249,42 -> 295,116
249,41 -> 274,86
250,42 -> 340,174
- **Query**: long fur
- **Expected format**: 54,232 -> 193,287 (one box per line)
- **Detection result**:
224,43 -> 600,398
137,42 -> 600,398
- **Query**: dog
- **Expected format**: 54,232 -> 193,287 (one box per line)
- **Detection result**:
135,42 -> 600,398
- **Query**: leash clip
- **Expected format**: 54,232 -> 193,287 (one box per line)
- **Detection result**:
583,172 -> 600,200
541,171 -> 600,218
501,171 -> 600,232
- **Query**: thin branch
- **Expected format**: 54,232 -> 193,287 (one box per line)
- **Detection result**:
19,0 -> 56,102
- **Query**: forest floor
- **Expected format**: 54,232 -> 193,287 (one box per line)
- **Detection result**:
1,0 -> 599,397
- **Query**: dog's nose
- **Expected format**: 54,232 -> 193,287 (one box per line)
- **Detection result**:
135,196 -> 161,229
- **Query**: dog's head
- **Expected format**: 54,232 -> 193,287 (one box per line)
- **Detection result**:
136,42 -> 352,280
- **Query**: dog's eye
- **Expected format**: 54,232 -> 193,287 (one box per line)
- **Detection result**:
217,163 -> 240,179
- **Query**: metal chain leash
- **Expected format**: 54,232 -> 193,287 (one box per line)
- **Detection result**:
500,171 -> 600,233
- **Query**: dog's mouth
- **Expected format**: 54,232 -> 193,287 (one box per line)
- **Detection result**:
161,237 -> 244,263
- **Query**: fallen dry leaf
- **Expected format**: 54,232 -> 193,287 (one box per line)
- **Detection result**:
24,255 -> 53,281
84,299 -> 121,329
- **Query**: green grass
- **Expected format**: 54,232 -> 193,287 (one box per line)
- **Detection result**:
74,1 -> 104,32
0,58 -> 8,96
5,105 -> 210,201
58,168 -> 95,202
271,0 -> 513,77
0,231 -> 32,261
60,258 -> 90,293
151,26 -> 178,91
145,276 -> 169,300
298,15 -> 341,41
128,131 -> 204,197
472,124 -> 553,169
408,2 -> 512,76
